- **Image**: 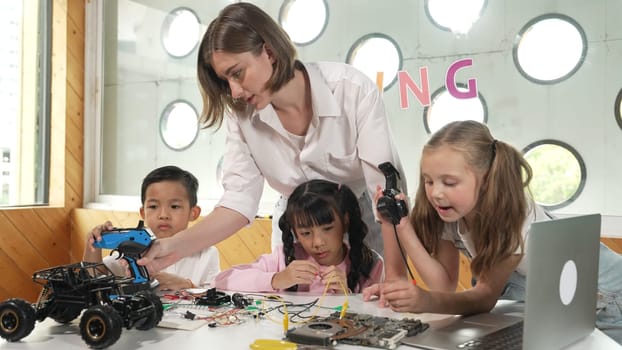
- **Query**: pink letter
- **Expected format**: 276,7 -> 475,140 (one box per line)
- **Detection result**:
398,67 -> 430,109
446,58 -> 477,99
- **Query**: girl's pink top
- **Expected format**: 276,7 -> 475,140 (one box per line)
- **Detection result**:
213,243 -> 384,294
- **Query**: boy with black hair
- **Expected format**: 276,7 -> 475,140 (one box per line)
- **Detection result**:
84,165 -> 220,290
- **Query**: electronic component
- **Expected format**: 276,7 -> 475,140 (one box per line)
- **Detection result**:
377,329 -> 408,349
285,312 -> 428,349
94,220 -> 156,285
232,293 -> 253,308
194,288 -> 231,306
286,321 -> 342,347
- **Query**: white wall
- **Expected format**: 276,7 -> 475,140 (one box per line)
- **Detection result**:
87,0 -> 622,235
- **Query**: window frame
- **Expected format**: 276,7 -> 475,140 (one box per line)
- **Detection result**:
345,32 -> 403,92
37,0 -> 52,204
422,82 -> 488,134
0,1 -> 52,207
84,0 -> 105,207
160,6 -> 202,59
424,0 -> 488,34
278,0 -> 329,46
615,88 -> 622,132
522,139 -> 587,210
512,13 -> 587,85
159,99 -> 200,152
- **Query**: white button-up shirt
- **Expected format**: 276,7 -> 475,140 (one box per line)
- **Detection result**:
217,61 -> 405,222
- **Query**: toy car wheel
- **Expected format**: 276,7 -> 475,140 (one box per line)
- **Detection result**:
50,306 -> 82,324
134,291 -> 163,330
79,304 -> 122,349
0,298 -> 36,342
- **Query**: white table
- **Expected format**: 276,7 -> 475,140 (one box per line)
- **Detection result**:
1,293 -> 619,349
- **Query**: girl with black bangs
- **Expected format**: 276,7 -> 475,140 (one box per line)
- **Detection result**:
213,179 -> 384,294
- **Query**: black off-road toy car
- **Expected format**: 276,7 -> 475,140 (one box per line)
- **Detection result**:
0,222 -> 162,349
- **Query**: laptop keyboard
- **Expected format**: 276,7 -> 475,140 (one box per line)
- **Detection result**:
456,321 -> 523,350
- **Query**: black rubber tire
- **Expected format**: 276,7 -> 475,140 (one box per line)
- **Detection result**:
0,298 -> 36,342
79,304 -> 122,349
134,291 -> 163,330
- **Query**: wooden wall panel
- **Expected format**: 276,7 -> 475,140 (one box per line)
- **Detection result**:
0,210 -> 68,302
0,249 -> 38,302
66,0 -> 85,69
0,211 -> 49,278
0,0 -> 84,302
64,0 -> 85,210
602,237 -> 622,253
217,220 -> 272,267
3,209 -> 68,267
35,207 -> 69,239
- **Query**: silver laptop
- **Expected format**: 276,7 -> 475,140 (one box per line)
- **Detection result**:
401,214 -> 601,350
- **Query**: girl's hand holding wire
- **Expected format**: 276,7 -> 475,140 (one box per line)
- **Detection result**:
271,260 -> 320,290
375,279 -> 428,313
362,283 -> 383,303
319,265 -> 348,294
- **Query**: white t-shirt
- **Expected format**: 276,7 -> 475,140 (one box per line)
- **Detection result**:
441,201 -> 552,276
104,246 -> 220,287
217,61 -> 405,222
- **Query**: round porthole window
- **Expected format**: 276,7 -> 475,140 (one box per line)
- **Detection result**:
523,140 -> 586,210
425,0 -> 486,35
159,100 -> 199,151
346,33 -> 402,91
423,83 -> 487,134
513,14 -> 586,84
279,0 -> 328,45
161,7 -> 201,58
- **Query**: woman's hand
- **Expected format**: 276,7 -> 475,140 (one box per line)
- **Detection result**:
137,237 -> 182,276
271,260 -> 319,290
319,265 -> 348,294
